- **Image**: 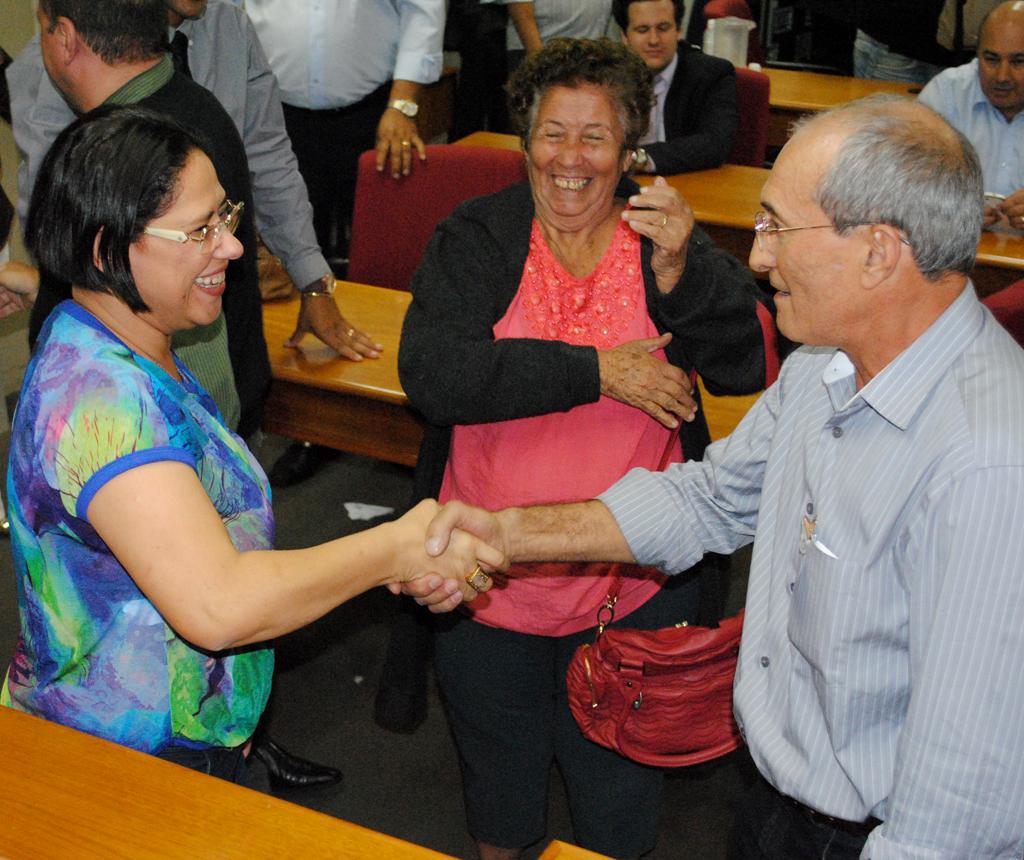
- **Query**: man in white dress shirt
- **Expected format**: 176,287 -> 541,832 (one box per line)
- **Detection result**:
242,0 -> 444,261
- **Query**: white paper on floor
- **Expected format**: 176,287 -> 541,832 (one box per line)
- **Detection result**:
344,502 -> 395,521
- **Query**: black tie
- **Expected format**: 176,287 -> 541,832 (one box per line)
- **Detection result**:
169,30 -> 192,79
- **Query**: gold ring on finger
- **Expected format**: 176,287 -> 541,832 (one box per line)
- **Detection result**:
660,214 -> 668,228
465,564 -> 492,593
401,140 -> 411,147
346,327 -> 355,338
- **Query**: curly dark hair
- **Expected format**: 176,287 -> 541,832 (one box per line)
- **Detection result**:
507,38 -> 654,152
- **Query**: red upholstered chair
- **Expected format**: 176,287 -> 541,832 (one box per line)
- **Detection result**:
982,278 -> 1024,348
703,0 -> 765,65
347,144 -> 527,292
757,301 -> 780,386
728,66 -> 770,167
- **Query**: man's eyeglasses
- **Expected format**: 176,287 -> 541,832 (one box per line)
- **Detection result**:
143,199 -> 244,252
754,210 -> 912,251
753,210 -> 834,251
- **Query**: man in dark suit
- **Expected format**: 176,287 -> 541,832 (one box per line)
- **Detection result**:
614,0 -> 738,173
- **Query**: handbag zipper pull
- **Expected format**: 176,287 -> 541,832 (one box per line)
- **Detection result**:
596,593 -> 617,637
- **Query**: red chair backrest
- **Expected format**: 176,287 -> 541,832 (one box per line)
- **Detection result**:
347,144 -> 527,292
705,0 -> 753,18
982,279 -> 1024,348
728,67 -> 770,167
756,301 -> 780,386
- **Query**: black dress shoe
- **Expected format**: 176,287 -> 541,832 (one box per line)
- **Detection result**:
269,440 -> 338,488
251,735 -> 342,792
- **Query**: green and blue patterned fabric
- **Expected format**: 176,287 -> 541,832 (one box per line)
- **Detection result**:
2,301 -> 274,753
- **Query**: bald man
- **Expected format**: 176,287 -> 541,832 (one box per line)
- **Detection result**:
920,0 -> 1024,230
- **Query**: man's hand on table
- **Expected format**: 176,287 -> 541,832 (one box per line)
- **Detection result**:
999,189 -> 1024,231
286,292 -> 383,360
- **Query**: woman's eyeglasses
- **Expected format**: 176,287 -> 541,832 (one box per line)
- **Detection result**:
143,199 -> 244,252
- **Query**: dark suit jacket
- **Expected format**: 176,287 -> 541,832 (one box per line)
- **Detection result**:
644,43 -> 738,175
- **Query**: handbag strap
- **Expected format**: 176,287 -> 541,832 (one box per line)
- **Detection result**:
595,416 -> 684,635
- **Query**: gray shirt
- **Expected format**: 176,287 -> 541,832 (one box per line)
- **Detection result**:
481,0 -> 613,51
601,287 -> 1024,858
7,0 -> 329,290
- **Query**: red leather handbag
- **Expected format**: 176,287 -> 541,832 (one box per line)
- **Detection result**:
566,605 -> 745,768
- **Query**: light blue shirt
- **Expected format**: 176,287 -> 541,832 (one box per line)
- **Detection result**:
242,0 -> 443,110
919,59 -> 1024,198
601,287 -> 1024,858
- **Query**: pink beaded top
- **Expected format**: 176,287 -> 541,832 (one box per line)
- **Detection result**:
438,214 -> 678,637
519,219 -> 642,348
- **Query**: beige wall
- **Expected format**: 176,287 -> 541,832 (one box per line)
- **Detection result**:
2,2 -> 40,433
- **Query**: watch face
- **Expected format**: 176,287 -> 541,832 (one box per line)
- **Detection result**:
391,99 -> 418,117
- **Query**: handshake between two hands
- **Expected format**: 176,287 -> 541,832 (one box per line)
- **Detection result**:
385,499 -> 507,614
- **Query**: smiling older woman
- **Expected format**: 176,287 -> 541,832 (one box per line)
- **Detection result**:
1,106 -> 500,783
398,38 -> 767,860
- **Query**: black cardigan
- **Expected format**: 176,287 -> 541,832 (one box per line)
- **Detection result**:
399,179 -> 766,501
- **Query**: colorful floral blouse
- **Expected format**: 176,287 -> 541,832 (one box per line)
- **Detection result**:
2,301 -> 274,754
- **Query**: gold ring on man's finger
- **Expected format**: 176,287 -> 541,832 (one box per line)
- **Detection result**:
465,564 -> 492,592
660,213 -> 668,228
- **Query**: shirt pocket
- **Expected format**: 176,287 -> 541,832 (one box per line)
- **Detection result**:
786,544 -> 864,687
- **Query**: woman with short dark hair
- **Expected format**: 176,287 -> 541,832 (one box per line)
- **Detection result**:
2,105 -> 499,782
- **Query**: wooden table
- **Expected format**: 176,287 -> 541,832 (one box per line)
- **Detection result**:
453,132 -> 1024,296
539,841 -> 613,859
762,67 -> 919,148
0,706 -> 454,860
262,282 -> 424,466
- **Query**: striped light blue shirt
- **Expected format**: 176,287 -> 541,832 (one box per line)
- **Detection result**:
601,287 -> 1024,858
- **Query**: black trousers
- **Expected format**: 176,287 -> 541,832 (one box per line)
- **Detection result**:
447,0 -> 510,137
728,772 -> 874,860
281,84 -> 389,260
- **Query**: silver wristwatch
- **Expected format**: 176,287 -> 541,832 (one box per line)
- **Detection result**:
388,98 -> 419,118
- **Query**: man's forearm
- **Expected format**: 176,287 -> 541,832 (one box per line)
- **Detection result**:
506,3 -> 544,55
497,500 -> 636,564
